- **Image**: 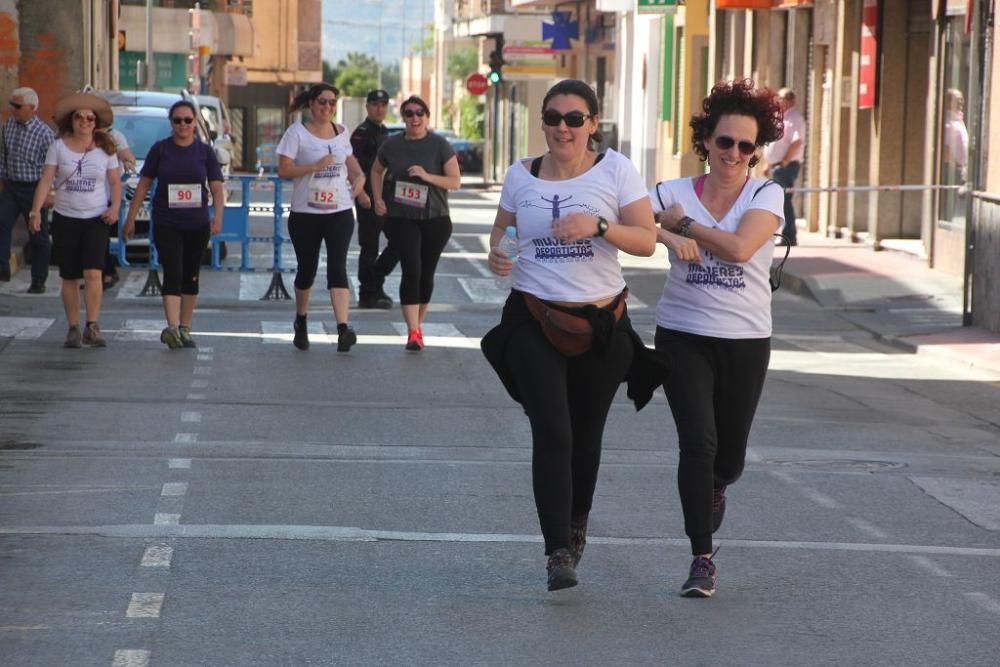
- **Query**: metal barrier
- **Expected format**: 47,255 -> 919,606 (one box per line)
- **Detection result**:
114,175 -> 294,300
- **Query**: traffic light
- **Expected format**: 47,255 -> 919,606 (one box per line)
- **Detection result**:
488,46 -> 504,85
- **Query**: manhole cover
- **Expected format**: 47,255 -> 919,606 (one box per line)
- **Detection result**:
771,458 -> 905,471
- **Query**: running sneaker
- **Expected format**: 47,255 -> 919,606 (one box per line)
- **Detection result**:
546,548 -> 578,591
404,328 -> 424,351
337,325 -> 357,352
712,485 -> 727,533
82,323 -> 107,347
570,515 -> 588,567
680,554 -> 717,598
160,326 -> 183,350
64,325 -> 82,349
178,326 -> 197,348
292,318 -> 309,351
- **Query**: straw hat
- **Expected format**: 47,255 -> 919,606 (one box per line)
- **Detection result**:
52,92 -> 113,128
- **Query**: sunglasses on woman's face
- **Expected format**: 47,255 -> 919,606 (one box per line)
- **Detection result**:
714,135 -> 756,156
542,110 -> 592,128
74,112 -> 96,122
171,116 -> 195,125
402,108 -> 426,118
314,98 -> 337,107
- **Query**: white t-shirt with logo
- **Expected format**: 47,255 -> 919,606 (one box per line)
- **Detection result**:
650,177 -> 784,338
276,121 -> 354,214
498,149 -> 648,303
764,107 -> 806,165
45,139 -> 120,219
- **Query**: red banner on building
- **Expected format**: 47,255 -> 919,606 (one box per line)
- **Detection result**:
858,0 -> 878,109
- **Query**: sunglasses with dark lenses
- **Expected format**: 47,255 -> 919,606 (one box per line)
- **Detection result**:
74,112 -> 97,122
714,135 -> 757,156
542,110 -> 592,128
314,98 -> 337,107
171,117 -> 195,125
402,108 -> 426,118
9,101 -> 22,110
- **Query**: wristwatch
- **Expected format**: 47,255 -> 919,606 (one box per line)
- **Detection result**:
677,216 -> 695,237
594,216 -> 609,237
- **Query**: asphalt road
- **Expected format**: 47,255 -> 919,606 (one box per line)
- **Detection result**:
1,186 -> 999,666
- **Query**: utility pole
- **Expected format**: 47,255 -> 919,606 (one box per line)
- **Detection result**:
144,0 -> 155,89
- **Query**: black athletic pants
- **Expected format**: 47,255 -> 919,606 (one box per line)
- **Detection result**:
355,204 -> 398,297
383,215 -> 451,305
655,327 -> 770,555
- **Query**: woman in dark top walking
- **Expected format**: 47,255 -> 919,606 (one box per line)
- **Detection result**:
369,95 -> 460,351
124,100 -> 224,350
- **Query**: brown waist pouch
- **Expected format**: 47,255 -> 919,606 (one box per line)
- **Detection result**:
522,288 -> 628,357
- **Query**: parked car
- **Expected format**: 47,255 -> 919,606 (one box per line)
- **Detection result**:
185,92 -> 234,167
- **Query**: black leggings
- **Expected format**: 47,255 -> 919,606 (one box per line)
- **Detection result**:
655,327 -> 770,555
383,215 -> 452,305
288,209 -> 355,290
506,320 -> 634,554
153,224 -> 210,296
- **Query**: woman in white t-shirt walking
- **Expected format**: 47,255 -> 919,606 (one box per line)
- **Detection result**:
481,80 -> 660,591
650,79 -> 785,599
29,92 -> 121,348
277,84 -> 368,352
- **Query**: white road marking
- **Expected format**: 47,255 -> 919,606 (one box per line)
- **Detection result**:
0,317 -> 56,339
193,366 -> 212,376
907,555 -> 952,577
199,346 -> 214,353
260,320 -> 332,345
7,523 -> 1000,559
112,649 -> 151,667
168,458 -> 191,469
181,411 -> 202,423
113,320 -> 163,342
197,353 -> 213,361
391,322 -> 464,337
125,593 -> 164,618
356,334 -> 482,350
191,379 -> 209,389
140,545 -> 173,568
847,517 -> 889,539
153,514 -> 180,525
174,433 -> 198,443
770,470 -> 842,509
448,238 -> 492,277
161,483 -> 188,497
964,592 -> 1000,615
186,393 -> 205,400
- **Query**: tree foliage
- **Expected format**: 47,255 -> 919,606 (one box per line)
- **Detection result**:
447,47 -> 479,83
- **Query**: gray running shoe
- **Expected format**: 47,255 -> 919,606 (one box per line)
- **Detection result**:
82,322 -> 107,347
160,326 -> 183,350
64,325 -> 82,349
178,326 -> 197,348
680,555 -> 717,598
546,548 -> 578,591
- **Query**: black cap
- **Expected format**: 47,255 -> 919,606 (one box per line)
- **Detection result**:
366,89 -> 389,104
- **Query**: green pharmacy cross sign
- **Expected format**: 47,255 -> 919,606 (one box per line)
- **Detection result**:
638,0 -> 681,14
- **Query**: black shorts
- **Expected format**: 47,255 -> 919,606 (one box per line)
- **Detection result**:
52,212 -> 111,280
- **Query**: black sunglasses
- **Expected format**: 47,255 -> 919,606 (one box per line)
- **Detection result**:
402,108 -> 426,118
9,101 -> 22,110
714,135 -> 757,156
542,110 -> 592,128
171,117 -> 195,125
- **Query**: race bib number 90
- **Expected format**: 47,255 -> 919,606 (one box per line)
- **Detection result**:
168,183 -> 202,208
394,181 -> 429,209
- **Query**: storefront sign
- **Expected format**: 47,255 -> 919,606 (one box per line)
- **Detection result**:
858,0 -> 878,109
715,0 -> 771,8
637,0 -> 681,13
225,64 -> 247,87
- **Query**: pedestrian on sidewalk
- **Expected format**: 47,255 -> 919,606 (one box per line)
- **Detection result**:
481,79 -> 662,591
123,100 -> 224,350
762,87 -> 805,245
0,87 -> 55,291
29,92 -> 121,347
370,95 -> 461,351
350,89 -> 398,309
651,79 -> 785,598
101,123 -> 136,290
276,84 -> 368,352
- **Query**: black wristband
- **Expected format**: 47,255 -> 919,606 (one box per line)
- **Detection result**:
677,216 -> 695,237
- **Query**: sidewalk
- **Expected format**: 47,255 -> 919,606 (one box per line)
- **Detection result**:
779,229 -> 1000,375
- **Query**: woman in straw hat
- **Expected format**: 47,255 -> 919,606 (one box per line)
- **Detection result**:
29,92 -> 120,348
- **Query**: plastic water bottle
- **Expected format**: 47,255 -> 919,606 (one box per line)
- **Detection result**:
498,225 -> 519,263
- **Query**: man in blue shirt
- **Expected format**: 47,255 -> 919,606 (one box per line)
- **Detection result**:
0,87 -> 55,291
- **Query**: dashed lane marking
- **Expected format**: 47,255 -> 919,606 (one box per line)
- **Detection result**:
964,592 -> 1000,616
140,545 -> 173,568
167,458 -> 191,469
0,317 -> 56,339
112,649 -> 151,667
153,514 -> 180,525
907,555 -> 952,577
125,593 -> 164,618
180,411 -> 202,423
174,433 -> 198,444
161,483 -> 188,497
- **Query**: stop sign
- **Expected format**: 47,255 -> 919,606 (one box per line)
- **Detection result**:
466,73 -> 489,96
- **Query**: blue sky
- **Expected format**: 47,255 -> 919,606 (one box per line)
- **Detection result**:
322,0 -> 436,67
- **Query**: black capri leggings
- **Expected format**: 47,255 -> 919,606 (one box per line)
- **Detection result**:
654,327 -> 770,555
383,215 -> 452,305
153,224 -> 211,296
506,319 -> 634,555
288,209 -> 355,290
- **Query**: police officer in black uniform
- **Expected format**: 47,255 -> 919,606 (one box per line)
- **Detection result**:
351,89 -> 398,309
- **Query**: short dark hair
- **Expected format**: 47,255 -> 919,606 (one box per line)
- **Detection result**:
168,100 -> 197,121
289,84 -> 340,113
400,95 -> 430,117
541,79 -> 604,150
689,79 -> 784,169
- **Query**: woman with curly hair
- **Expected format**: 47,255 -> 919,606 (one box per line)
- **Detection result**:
649,79 -> 785,598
